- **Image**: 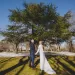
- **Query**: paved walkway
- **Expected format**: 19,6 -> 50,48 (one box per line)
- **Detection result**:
0,52 -> 29,57
0,51 -> 75,57
48,51 -> 75,56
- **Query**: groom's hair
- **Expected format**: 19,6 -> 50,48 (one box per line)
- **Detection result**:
29,39 -> 35,44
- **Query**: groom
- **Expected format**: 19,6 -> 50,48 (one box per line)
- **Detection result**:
29,39 -> 35,68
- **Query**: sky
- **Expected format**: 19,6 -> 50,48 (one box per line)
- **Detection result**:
0,0 -> 75,40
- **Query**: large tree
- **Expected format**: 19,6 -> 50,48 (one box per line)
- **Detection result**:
8,3 -> 59,41
1,2 -> 72,51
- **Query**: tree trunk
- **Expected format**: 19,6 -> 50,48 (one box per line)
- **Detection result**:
69,40 -> 73,52
15,43 -> 18,53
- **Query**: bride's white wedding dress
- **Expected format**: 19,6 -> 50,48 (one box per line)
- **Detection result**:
35,44 -> 56,74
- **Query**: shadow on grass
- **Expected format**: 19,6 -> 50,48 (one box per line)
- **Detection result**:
64,57 -> 75,67
16,56 -> 28,75
46,55 -> 75,75
0,58 -> 12,64
39,70 -> 44,75
0,58 -> 13,69
0,56 -> 29,75
35,58 -> 40,67
56,57 -> 75,75
64,59 -> 75,67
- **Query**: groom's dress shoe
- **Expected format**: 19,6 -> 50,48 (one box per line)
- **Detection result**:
32,67 -> 36,70
32,65 -> 35,69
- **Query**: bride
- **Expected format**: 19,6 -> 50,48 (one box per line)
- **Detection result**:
35,41 -> 56,74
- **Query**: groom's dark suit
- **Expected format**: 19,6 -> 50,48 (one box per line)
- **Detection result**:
29,42 -> 35,68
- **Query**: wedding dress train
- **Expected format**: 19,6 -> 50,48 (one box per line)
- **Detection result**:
36,44 -> 56,74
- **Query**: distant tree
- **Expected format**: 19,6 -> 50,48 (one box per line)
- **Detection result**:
1,24 -> 28,53
67,11 -> 75,36
63,10 -> 74,52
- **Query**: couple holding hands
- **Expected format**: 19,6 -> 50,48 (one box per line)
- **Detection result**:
29,39 -> 56,75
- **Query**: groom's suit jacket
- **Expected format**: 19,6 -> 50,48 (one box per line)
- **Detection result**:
30,42 -> 35,58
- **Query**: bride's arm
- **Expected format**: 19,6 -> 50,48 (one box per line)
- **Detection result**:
35,46 -> 40,55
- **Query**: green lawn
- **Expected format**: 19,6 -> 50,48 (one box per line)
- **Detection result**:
0,55 -> 75,75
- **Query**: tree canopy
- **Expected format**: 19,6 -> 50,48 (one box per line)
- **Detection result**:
1,2 -> 72,44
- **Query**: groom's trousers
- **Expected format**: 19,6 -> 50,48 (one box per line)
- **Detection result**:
30,53 -> 35,67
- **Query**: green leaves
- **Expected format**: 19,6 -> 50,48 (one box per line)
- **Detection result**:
1,2 -> 72,44
9,9 -> 22,22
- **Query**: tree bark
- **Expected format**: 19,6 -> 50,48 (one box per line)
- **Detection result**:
69,40 -> 73,52
15,43 -> 18,53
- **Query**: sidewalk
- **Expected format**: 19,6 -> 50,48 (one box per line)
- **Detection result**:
49,51 -> 75,56
0,51 -> 75,57
0,52 -> 29,57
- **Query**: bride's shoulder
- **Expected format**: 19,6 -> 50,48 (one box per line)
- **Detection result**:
38,44 -> 42,47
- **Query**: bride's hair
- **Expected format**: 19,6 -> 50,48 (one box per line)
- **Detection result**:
39,41 -> 42,44
39,41 -> 44,50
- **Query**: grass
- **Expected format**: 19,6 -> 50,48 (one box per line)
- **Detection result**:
0,55 -> 75,75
